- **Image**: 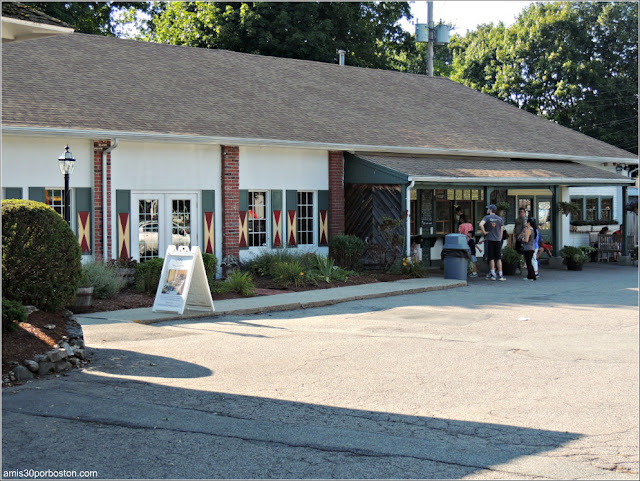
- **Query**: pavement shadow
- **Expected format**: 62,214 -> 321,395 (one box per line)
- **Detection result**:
2,371 -> 583,479
85,348 -> 213,378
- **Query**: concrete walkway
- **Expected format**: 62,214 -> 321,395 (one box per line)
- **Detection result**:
75,276 -> 466,325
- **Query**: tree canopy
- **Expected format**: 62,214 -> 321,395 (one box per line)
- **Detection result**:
145,2 -> 413,70
449,2 -> 638,154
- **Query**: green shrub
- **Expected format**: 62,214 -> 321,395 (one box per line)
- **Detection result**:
202,253 -> 219,282
307,254 -> 351,284
213,270 -> 256,297
2,200 -> 82,311
2,297 -> 26,332
82,261 -> 126,299
135,258 -> 165,295
272,260 -> 307,288
244,251 -> 306,278
330,234 -> 365,270
502,246 -> 524,267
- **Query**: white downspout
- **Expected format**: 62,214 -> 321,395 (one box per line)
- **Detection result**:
102,139 -> 118,260
406,179 -> 415,258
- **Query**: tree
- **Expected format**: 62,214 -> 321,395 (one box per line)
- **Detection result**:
145,2 -> 413,70
449,2 -> 638,154
27,2 -> 150,36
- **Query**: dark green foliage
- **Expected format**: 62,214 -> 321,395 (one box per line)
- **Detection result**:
212,270 -> 256,297
2,298 -> 26,332
329,234 -> 365,270
147,2 -> 413,71
202,253 -> 219,283
134,258 -> 165,295
449,2 -> 638,154
2,200 -> 82,311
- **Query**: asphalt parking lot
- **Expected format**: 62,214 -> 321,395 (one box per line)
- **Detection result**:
3,263 -> 638,479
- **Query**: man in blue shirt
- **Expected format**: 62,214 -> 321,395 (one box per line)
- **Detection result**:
479,204 -> 506,281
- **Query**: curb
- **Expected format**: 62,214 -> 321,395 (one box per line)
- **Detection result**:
132,281 -> 466,325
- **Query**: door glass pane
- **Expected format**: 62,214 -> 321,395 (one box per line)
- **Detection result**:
139,199 -> 159,262
171,199 -> 191,248
538,201 -> 551,231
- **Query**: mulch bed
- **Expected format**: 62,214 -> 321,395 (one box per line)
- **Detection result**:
2,271 -> 413,378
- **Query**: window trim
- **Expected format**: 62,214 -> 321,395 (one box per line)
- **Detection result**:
570,196 -> 614,221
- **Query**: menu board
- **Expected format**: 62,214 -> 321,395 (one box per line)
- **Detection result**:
420,190 -> 434,228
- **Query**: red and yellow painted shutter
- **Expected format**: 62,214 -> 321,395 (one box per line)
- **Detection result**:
75,188 -> 92,254
318,190 -> 329,246
271,190 -> 283,248
116,190 -> 131,259
202,190 -> 215,254
239,190 -> 248,249
286,190 -> 297,247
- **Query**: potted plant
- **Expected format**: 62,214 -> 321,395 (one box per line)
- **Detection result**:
496,201 -> 510,218
73,271 -> 94,309
501,246 -> 523,275
559,245 -> 595,271
558,201 -> 580,217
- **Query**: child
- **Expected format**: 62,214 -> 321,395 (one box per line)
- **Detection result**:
467,232 -> 483,277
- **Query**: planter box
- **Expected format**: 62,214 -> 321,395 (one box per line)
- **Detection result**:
73,287 -> 94,308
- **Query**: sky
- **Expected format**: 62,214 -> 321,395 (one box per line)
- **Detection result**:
404,1 -> 536,35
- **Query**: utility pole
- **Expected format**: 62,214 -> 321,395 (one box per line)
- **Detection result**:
427,1 -> 434,77
416,3 -> 450,77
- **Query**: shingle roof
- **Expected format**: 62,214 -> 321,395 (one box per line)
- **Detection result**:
1,2 -> 73,28
2,33 -> 636,162
352,153 -> 634,185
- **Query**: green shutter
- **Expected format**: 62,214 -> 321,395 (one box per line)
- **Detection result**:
202,190 -> 215,254
318,190 -> 329,246
286,190 -> 298,247
29,187 -> 46,204
271,190 -> 283,248
239,190 -> 249,249
4,188 -> 23,200
75,188 -> 92,254
116,190 -> 131,259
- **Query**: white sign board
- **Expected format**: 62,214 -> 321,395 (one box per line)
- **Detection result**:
152,246 -> 215,315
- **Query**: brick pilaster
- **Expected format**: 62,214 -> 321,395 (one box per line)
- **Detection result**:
328,151 -> 345,237
93,140 -> 112,261
222,146 -> 240,259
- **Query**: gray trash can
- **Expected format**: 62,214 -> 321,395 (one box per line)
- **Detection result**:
442,234 -> 470,280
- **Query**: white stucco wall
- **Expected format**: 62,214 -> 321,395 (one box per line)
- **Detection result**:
110,141 -> 222,261
238,146 -> 329,261
1,135 -> 93,192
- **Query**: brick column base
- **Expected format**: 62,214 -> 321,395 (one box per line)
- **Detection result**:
328,151 -> 345,238
222,146 -> 240,259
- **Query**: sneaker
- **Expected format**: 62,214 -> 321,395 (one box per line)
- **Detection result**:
498,276 -> 506,281
485,274 -> 496,280
470,273 -> 478,277
523,277 -> 533,281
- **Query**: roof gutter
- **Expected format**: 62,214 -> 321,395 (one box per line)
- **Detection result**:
3,126 -> 637,166
408,175 -> 635,186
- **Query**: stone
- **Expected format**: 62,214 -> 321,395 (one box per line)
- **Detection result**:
46,349 -> 68,363
54,361 -> 72,373
61,309 -> 74,319
33,354 -> 47,363
23,360 -> 39,373
61,342 -> 74,357
618,255 -> 632,266
69,357 -> 80,367
43,324 -> 56,330
72,347 -> 86,360
38,362 -> 55,376
13,365 -> 34,381
71,339 -> 85,349
25,305 -> 39,316
548,256 -> 565,269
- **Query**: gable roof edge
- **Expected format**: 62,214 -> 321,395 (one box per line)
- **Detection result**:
3,125 -> 637,165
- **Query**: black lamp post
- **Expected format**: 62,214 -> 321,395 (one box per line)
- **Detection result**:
58,145 -> 75,225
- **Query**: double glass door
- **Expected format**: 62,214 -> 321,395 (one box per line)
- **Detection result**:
132,193 -> 198,262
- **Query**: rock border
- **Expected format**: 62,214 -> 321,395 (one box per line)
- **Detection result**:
3,311 -> 88,386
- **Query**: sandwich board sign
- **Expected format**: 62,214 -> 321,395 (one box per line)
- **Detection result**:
152,245 -> 215,315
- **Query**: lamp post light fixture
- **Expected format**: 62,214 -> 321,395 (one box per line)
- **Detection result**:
58,144 -> 75,224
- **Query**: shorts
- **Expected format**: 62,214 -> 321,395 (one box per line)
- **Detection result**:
470,255 -> 477,263
486,240 -> 502,261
